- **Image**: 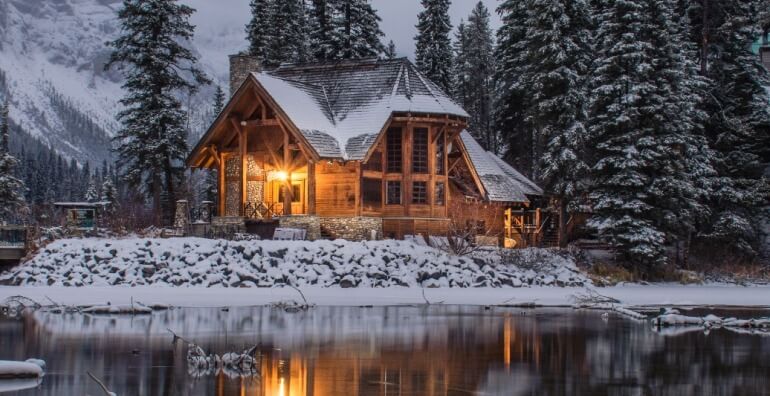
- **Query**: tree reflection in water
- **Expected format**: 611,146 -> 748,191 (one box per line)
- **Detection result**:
0,306 -> 769,395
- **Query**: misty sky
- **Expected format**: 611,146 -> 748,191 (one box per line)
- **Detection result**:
184,0 -> 503,59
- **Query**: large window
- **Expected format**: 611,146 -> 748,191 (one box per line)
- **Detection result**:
412,128 -> 428,173
386,127 -> 402,173
278,184 -> 301,203
363,149 -> 382,171
435,131 -> 445,174
362,178 -> 382,206
435,181 -> 445,206
412,181 -> 428,204
386,181 -> 402,205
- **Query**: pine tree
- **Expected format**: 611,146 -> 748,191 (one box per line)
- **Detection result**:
85,178 -> 100,202
385,40 -> 397,59
335,0 -> 385,59
458,2 -> 496,152
101,177 -> 119,215
212,85 -> 226,120
688,0 -> 770,258
452,20 -> 468,104
494,0 -> 534,176
415,0 -> 453,93
587,0 -> 668,266
511,0 -> 593,247
309,0 -> 339,61
0,101 -> 28,223
106,0 -> 210,225
268,0 -> 309,65
246,0 -> 273,63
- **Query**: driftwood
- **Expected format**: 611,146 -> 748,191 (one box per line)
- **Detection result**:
87,371 -> 116,396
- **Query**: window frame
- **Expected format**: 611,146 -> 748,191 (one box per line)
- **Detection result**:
386,180 -> 402,205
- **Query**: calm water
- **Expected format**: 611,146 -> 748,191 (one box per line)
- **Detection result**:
1,306 -> 770,395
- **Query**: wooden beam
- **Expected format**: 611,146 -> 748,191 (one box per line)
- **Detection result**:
242,119 -> 280,128
307,161 -> 316,215
448,156 -> 463,173
208,145 -> 221,167
218,152 -> 226,216
283,131 -> 292,215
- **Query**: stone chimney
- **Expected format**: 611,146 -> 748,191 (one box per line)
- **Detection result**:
229,54 -> 262,96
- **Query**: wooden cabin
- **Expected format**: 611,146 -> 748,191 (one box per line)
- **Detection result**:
187,57 -> 545,246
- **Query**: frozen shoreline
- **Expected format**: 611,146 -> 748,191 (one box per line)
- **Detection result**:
1,284 -> 769,308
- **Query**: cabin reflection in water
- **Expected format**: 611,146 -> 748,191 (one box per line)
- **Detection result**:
213,315 -> 540,396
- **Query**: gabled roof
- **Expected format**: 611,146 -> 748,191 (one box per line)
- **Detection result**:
254,57 -> 468,160
460,131 -> 543,203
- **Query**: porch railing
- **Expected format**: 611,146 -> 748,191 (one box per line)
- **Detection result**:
243,202 -> 285,220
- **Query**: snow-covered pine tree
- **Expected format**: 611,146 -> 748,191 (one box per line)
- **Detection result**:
385,40 -> 397,59
687,0 -> 770,258
494,0 -> 534,176
335,0 -> 385,59
85,178 -> 100,202
269,0 -> 309,65
639,0 -> 716,263
106,0 -> 210,225
415,0 -> 453,93
0,101 -> 28,223
101,177 -> 119,216
309,0 -> 337,61
246,0 -> 274,63
513,0 -> 593,247
459,2 -> 496,152
587,0 -> 668,266
212,85 -> 225,119
452,20 -> 469,105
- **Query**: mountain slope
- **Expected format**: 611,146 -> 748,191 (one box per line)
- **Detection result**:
0,0 -> 242,166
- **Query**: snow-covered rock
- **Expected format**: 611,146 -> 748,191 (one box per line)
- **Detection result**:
0,360 -> 44,379
0,238 -> 590,288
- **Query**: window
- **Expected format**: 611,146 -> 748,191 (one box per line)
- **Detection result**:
435,131 -> 445,174
278,184 -> 301,203
435,181 -> 445,205
412,128 -> 428,173
363,149 -> 382,171
362,178 -> 382,206
386,127 -> 402,173
386,181 -> 401,205
412,181 -> 428,204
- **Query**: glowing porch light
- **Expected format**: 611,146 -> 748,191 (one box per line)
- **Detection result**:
275,171 -> 288,181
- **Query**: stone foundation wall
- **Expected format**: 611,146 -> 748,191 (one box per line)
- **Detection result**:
211,216 -> 246,238
278,215 -> 322,240
320,217 -> 383,241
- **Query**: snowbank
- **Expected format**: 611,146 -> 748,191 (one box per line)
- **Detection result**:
0,360 -> 44,379
0,238 -> 588,288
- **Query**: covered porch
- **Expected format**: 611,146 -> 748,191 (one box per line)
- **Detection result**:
188,78 -> 318,222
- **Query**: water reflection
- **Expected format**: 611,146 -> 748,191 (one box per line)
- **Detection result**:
0,306 -> 769,395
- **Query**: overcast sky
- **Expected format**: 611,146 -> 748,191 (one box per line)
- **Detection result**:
184,0 -> 503,59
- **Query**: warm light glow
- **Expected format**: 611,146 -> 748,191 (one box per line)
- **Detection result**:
275,171 -> 288,181
278,378 -> 285,396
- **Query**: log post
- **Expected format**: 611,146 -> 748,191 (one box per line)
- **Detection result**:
283,132 -> 292,215
307,161 -> 316,215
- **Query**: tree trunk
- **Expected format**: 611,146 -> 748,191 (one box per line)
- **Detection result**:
164,158 -> 176,227
701,0 -> 709,75
152,171 -> 162,226
558,198 -> 568,248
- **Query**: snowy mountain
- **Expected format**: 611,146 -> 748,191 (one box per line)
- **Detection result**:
0,0 -> 243,166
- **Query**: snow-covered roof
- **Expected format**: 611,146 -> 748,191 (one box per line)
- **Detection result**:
254,58 -> 468,160
460,131 -> 543,203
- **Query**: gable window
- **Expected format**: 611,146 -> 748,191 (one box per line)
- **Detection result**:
362,178 -> 382,207
386,127 -> 402,173
435,181 -> 445,206
386,181 -> 402,205
363,149 -> 382,171
412,181 -> 428,204
435,130 -> 445,174
412,128 -> 428,173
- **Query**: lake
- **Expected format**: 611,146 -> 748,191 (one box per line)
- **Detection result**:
1,306 -> 769,395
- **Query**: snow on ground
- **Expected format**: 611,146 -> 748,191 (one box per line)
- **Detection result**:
1,284 -> 769,309
0,238 -> 588,288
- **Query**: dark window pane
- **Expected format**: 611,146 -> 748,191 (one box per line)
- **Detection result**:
412,181 -> 428,204
412,128 -> 428,173
363,149 -> 382,171
435,182 -> 445,205
278,184 -> 301,203
387,128 -> 402,173
435,131 -> 445,174
362,178 -> 382,207
387,181 -> 402,205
